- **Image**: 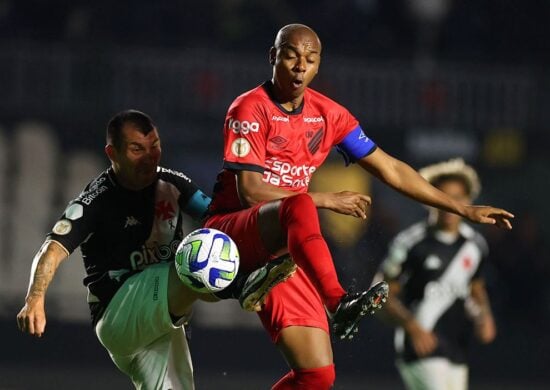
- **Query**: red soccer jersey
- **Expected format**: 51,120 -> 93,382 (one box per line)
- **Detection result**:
209,81 -> 366,214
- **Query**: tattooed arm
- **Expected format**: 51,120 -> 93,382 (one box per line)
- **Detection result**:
16,240 -> 69,337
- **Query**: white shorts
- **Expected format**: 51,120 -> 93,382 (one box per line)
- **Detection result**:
95,262 -> 194,390
397,357 -> 468,390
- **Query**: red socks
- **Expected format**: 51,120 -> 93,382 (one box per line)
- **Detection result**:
279,194 -> 345,312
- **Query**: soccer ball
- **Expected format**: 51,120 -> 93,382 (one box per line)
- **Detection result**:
175,228 -> 240,293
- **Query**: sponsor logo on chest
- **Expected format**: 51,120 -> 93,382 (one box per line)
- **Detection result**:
263,157 -> 317,188
129,239 -> 181,270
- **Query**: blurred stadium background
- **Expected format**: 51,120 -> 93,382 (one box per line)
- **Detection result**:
1,0 -> 549,388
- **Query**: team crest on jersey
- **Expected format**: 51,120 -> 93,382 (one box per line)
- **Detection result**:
155,200 -> 175,221
462,256 -> 473,270
307,128 -> 324,154
231,138 -> 251,157
53,219 -> 72,235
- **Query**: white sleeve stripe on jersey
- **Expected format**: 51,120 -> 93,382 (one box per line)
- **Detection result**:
44,239 -> 71,257
394,221 -> 429,250
380,222 -> 428,277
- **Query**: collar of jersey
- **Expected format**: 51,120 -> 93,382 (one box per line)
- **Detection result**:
434,230 -> 460,244
262,80 -> 305,115
426,220 -> 463,244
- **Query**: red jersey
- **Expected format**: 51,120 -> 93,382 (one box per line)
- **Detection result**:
209,81 -> 374,214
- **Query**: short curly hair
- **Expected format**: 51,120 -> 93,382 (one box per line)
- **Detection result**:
419,158 -> 481,200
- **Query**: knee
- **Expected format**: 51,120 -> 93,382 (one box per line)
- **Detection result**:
294,364 -> 336,389
273,365 -> 336,390
279,193 -> 317,221
282,193 -> 315,210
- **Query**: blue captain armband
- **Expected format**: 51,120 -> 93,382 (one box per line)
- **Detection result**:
336,125 -> 377,166
185,190 -> 212,220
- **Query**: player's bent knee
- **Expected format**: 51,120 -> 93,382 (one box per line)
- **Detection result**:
300,364 -> 336,389
279,193 -> 317,222
281,193 -> 315,211
273,365 -> 336,390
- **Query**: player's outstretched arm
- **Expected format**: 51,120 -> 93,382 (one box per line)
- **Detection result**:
16,240 -> 69,337
358,148 -> 514,229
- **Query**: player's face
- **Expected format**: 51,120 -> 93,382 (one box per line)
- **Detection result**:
271,30 -> 321,102
435,180 -> 471,231
111,125 -> 161,190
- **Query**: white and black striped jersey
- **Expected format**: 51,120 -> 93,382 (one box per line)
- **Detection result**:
380,221 -> 488,364
46,166 -> 211,325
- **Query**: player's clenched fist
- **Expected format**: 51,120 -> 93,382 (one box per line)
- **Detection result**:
17,299 -> 46,338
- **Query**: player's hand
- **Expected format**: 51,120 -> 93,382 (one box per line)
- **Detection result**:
474,315 -> 497,344
405,321 -> 438,357
325,191 -> 372,219
16,298 -> 47,338
463,205 -> 514,230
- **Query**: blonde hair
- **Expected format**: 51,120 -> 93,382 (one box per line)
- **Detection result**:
419,158 -> 481,200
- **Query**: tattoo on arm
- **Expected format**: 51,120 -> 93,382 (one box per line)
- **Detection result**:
26,241 -> 68,300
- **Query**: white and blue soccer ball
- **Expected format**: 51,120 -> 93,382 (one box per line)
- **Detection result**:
175,228 -> 240,293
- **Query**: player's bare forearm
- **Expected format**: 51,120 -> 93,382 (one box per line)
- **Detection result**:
470,279 -> 493,319
379,278 -> 438,356
236,170 -> 297,206
17,240 -> 68,337
309,191 -> 371,219
359,149 -> 464,214
359,149 -> 514,228
470,279 -> 497,343
26,241 -> 68,301
237,170 -> 371,218
378,280 -> 416,330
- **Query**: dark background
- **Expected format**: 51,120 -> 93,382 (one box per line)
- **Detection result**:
1,1 -> 549,388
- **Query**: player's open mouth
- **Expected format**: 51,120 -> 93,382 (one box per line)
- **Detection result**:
292,80 -> 303,88
138,166 -> 157,176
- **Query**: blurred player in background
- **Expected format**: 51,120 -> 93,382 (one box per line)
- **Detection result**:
205,24 -> 512,389
376,158 -> 497,390
16,109 -> 291,389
